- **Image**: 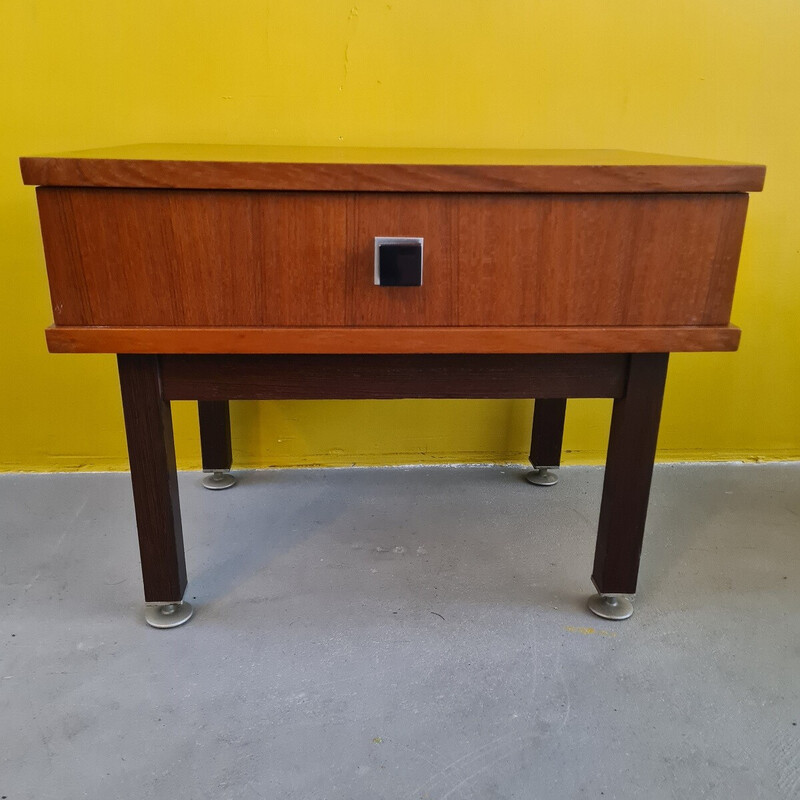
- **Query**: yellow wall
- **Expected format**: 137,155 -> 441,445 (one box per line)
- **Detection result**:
1,1 -> 798,471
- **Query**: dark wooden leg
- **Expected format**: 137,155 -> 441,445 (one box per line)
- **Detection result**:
526,398 -> 567,486
198,400 -> 236,490
530,398 -> 567,467
590,353 -> 669,617
199,401 -> 233,470
118,355 -> 190,625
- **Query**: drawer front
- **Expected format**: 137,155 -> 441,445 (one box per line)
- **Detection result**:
456,193 -> 747,326
37,189 -> 350,327
37,188 -> 747,328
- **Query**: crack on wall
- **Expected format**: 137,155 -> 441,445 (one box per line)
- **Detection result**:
339,6 -> 360,95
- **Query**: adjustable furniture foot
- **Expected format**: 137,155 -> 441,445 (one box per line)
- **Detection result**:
587,593 -> 633,621
202,470 -> 237,490
144,601 -> 194,629
525,467 -> 559,486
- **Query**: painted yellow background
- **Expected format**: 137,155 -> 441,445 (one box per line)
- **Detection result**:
1,1 -> 798,471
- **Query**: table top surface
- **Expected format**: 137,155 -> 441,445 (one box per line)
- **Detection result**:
23,143 -> 758,166
20,144 -> 766,193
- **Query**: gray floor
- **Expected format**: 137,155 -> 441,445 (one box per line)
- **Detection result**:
1,463 -> 798,799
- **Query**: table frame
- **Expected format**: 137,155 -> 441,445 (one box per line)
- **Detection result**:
117,351 -> 668,614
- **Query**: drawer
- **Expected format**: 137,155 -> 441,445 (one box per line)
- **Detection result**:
37,188 -> 747,328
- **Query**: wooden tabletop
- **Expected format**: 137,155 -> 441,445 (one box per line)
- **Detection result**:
20,144 -> 765,193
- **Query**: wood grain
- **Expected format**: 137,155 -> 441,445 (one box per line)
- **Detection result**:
456,193 -> 747,326
36,188 -> 349,326
592,353 -> 669,594
44,325 -> 742,354
20,147 -> 766,193
117,355 -> 186,603
347,194 -> 456,325
35,189 -> 93,325
35,189 -> 749,329
158,354 -> 628,401
703,193 -> 751,323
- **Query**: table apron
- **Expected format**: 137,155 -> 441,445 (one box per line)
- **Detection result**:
157,353 -> 631,401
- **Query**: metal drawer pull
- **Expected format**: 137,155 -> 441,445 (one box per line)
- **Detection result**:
374,237 -> 423,286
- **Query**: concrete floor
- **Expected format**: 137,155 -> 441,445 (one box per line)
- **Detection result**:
1,463 -> 798,799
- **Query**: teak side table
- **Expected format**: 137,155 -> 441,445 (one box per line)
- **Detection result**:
20,145 -> 765,627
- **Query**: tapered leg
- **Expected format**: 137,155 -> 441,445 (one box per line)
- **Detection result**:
118,355 -> 192,627
589,353 -> 669,619
525,398 -> 567,486
198,400 -> 236,490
